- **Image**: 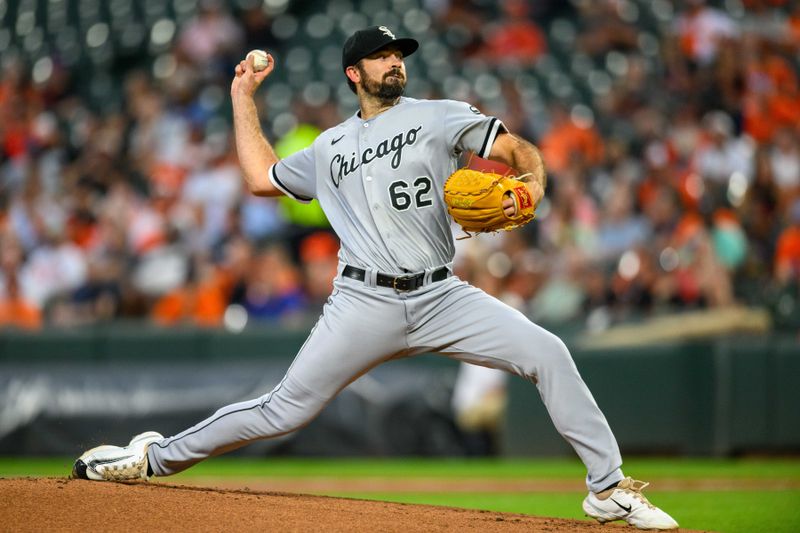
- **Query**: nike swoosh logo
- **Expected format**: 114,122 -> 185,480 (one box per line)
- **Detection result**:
92,455 -> 134,465
331,135 -> 345,145
610,497 -> 632,513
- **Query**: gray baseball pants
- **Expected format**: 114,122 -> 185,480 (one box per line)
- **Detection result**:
148,272 -> 623,493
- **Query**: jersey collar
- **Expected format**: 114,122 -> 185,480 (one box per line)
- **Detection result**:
354,96 -> 411,122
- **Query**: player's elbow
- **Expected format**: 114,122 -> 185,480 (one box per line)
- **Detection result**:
250,183 -> 279,197
245,170 -> 280,197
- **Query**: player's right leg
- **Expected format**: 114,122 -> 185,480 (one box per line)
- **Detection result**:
73,276 -> 407,480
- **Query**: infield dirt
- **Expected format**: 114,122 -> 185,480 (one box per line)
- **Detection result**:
1,477 -> 704,532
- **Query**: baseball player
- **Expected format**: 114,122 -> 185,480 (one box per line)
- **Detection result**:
73,26 -> 678,530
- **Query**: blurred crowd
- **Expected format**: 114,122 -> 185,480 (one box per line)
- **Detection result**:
447,0 -> 800,333
1,0 -> 799,332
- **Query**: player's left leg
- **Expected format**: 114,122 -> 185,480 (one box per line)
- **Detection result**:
407,277 -> 677,530
408,277 -> 621,491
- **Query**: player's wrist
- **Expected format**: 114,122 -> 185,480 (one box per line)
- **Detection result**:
535,172 -> 546,191
231,85 -> 257,100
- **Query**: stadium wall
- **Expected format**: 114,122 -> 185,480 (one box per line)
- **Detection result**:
1,327 -> 798,456
504,337 -> 800,457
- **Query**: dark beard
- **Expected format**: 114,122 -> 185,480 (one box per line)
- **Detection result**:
357,65 -> 405,100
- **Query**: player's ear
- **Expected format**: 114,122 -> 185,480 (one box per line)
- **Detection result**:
345,65 -> 360,85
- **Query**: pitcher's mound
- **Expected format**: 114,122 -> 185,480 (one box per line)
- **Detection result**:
3,477 -> 612,532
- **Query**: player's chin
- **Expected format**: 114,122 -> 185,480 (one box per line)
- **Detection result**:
377,81 -> 405,99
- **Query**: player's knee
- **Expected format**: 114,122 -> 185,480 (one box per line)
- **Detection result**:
518,333 -> 574,378
259,403 -> 319,434
539,335 -> 575,370
270,412 -> 309,434
257,386 -> 326,435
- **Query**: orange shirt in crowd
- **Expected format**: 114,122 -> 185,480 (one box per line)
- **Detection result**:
483,21 -> 547,64
672,211 -> 705,247
775,225 -> 800,279
743,95 -> 775,143
539,121 -> 604,175
151,270 -> 228,327
790,15 -> 800,46
0,298 -> 42,330
744,54 -> 800,142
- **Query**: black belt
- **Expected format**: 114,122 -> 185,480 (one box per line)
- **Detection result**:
342,265 -> 450,292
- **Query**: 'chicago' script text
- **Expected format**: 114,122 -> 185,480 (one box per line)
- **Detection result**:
329,125 -> 422,187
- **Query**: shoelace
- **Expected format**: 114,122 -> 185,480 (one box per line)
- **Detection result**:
616,477 -> 657,510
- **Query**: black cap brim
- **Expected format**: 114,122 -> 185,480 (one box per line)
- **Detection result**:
350,37 -> 418,68
342,28 -> 419,72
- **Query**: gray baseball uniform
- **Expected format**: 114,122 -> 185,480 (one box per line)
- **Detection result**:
147,97 -> 624,492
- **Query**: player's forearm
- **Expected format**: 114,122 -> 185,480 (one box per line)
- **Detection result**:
232,95 -> 281,197
504,134 -> 547,191
489,133 -> 547,206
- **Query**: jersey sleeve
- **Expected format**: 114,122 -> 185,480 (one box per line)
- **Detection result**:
442,100 -> 507,159
268,144 -> 316,203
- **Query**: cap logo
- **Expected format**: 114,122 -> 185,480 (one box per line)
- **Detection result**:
378,26 -> 396,39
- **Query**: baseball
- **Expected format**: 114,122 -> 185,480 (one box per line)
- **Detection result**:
246,49 -> 270,71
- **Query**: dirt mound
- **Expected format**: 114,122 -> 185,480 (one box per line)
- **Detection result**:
2,477 -> 608,532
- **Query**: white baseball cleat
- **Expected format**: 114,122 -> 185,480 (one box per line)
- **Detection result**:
71,431 -> 163,481
582,477 -> 679,530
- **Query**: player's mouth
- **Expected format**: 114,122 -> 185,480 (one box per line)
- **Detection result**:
384,70 -> 404,82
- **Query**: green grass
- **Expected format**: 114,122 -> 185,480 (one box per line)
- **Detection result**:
338,491 -> 800,533
3,457 -> 799,533
6,456 -> 799,479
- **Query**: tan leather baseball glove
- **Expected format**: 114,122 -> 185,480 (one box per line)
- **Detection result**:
443,168 -> 536,235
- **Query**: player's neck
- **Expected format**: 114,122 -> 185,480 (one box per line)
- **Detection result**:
358,95 -> 400,120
